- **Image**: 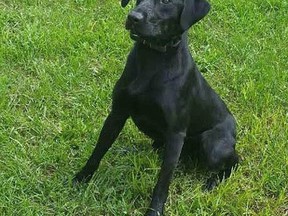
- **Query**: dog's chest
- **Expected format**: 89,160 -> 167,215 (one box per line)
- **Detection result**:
129,92 -> 168,139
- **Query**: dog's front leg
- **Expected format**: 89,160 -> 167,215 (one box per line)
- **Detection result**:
146,132 -> 185,216
73,111 -> 128,183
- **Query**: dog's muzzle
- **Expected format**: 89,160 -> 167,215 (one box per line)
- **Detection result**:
126,16 -> 181,52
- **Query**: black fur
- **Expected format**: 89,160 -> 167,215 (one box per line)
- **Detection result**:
74,0 -> 239,215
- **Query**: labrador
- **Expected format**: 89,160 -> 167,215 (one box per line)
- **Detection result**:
73,0 -> 239,215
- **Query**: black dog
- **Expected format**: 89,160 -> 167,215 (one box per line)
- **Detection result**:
74,0 -> 239,215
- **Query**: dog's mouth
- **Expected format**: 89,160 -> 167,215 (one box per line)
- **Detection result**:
130,32 -> 161,44
130,32 -> 144,42
128,29 -> 175,47
126,21 -> 181,52
126,21 -> 166,45
129,31 -> 171,52
128,28 -> 161,44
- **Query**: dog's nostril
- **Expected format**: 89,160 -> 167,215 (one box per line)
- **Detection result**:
128,11 -> 144,23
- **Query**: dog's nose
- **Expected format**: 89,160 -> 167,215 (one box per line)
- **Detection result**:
128,11 -> 144,24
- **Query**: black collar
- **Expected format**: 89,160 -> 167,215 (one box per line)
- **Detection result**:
132,34 -> 182,52
141,37 -> 182,52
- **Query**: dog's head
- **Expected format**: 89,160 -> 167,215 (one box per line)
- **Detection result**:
122,0 -> 210,44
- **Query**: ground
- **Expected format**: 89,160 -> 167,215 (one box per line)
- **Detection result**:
0,0 -> 287,215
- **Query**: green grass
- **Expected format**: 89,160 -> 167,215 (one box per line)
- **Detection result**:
0,0 -> 287,215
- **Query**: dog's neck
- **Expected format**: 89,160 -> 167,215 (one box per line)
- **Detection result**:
138,36 -> 182,52
134,32 -> 189,53
128,33 -> 189,95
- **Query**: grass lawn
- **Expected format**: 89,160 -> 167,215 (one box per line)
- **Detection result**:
0,0 -> 287,215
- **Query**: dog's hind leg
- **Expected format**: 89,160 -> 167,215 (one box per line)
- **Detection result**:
201,117 -> 239,190
152,139 -> 164,151
204,149 -> 239,191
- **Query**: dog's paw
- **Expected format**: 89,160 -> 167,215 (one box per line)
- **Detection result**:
204,176 -> 219,191
72,172 -> 92,185
145,209 -> 163,216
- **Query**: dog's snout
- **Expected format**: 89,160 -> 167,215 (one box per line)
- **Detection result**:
128,11 -> 144,24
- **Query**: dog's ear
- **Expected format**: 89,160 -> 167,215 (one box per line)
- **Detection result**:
121,0 -> 130,7
180,0 -> 210,31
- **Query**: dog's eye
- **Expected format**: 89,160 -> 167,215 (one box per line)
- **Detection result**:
160,0 -> 171,4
